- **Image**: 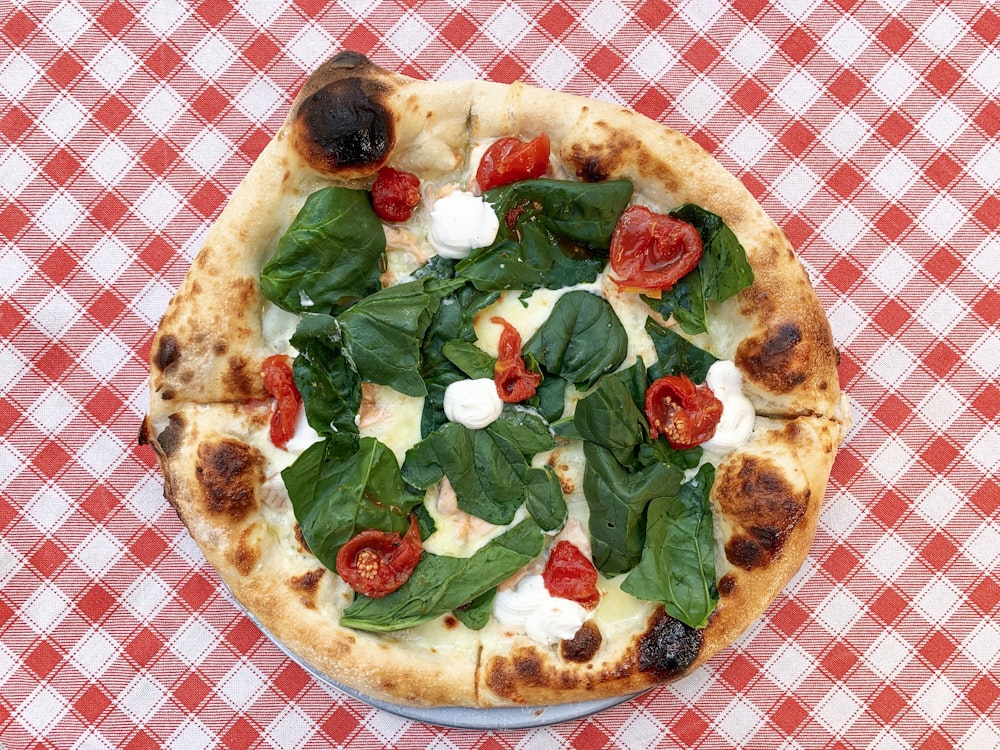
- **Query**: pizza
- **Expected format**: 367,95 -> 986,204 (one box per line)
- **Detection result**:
140,51 -> 850,708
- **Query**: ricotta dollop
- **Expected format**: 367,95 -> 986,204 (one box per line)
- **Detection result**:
492,575 -> 590,645
701,360 -> 755,453
443,378 -> 504,429
428,190 -> 500,259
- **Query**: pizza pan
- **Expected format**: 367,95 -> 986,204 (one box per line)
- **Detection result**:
223,583 -> 639,729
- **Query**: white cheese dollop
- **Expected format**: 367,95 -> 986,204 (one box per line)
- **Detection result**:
428,190 -> 499,259
492,575 -> 590,645
443,378 -> 504,429
284,404 -> 323,455
701,360 -> 755,454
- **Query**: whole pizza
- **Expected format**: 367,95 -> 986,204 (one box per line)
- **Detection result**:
141,51 -> 850,708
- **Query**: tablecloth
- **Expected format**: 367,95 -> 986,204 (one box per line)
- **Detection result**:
2,0 -> 997,747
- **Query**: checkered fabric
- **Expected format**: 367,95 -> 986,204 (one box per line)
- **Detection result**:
2,0 -> 997,747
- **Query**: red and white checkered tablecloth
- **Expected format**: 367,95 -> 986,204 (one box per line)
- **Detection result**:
2,0 -> 997,747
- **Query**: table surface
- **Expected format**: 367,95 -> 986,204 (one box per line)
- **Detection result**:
2,1 -> 998,748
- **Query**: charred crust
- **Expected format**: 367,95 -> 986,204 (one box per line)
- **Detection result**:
736,322 -> 808,394
443,615 -> 459,629
231,523 -> 262,576
154,334 -> 180,373
716,456 -> 809,571
717,573 -> 737,597
293,77 -> 393,175
195,439 -> 263,521
223,355 -> 257,398
154,414 -> 186,457
289,568 -> 325,607
294,523 -> 310,554
561,621 -> 602,663
138,416 -> 152,446
637,608 -> 702,678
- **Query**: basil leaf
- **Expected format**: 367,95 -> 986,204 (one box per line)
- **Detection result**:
573,375 -> 646,467
340,519 -> 545,632
442,340 -> 495,380
523,466 -> 568,532
338,277 -> 462,397
524,290 -> 628,390
583,442 -> 682,576
622,464 -> 719,629
290,313 -> 361,437
645,318 -> 718,383
284,436 -> 421,570
457,179 -> 633,291
648,204 -> 753,335
260,187 -> 385,314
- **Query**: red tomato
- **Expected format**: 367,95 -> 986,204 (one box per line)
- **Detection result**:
336,516 -> 423,598
491,316 -> 541,403
371,166 -> 421,222
609,205 -> 703,292
644,374 -> 723,449
542,541 -> 600,609
262,355 -> 302,449
476,133 -> 551,191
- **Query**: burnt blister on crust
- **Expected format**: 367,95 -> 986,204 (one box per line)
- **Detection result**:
637,608 -> 703,679
195,439 -> 264,521
292,76 -> 393,176
560,621 -> 603,663
715,455 -> 809,571
736,322 -> 807,395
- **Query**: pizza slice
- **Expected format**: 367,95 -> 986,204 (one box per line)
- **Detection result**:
142,52 -> 850,708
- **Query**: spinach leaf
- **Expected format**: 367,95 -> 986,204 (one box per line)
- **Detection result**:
487,407 -> 556,456
340,519 -> 544,632
260,187 -> 385,314
621,464 -> 718,629
420,278 -> 499,434
524,290 -> 628,390
523,466 -> 568,532
583,442 -> 682,576
290,313 -> 361,437
645,318 -> 718,383
453,589 -> 496,630
639,439 -> 704,472
283,436 -> 421,571
533,374 -> 566,422
647,204 -> 753,335
337,277 -> 462,397
573,375 -> 646,467
402,422 -> 528,525
442,340 -> 495,379
456,179 -> 633,291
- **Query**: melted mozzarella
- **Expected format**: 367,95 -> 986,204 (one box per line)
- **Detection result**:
492,575 -> 591,645
702,360 -> 755,454
428,190 -> 499,259
444,378 -> 504,429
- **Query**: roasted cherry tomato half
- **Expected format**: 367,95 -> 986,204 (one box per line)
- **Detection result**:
491,316 -> 541,403
542,541 -> 600,609
371,166 -> 421,222
336,515 -> 423,598
609,205 -> 703,292
644,374 -> 723,449
476,133 -> 551,191
261,354 -> 302,449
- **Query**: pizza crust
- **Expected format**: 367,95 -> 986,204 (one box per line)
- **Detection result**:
145,51 -> 849,709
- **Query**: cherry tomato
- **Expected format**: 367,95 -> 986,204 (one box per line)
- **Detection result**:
336,515 -> 423,598
609,205 -> 703,292
491,316 -> 541,403
262,354 -> 302,449
542,541 -> 600,609
476,133 -> 551,191
644,374 -> 723,449
371,166 -> 421,222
